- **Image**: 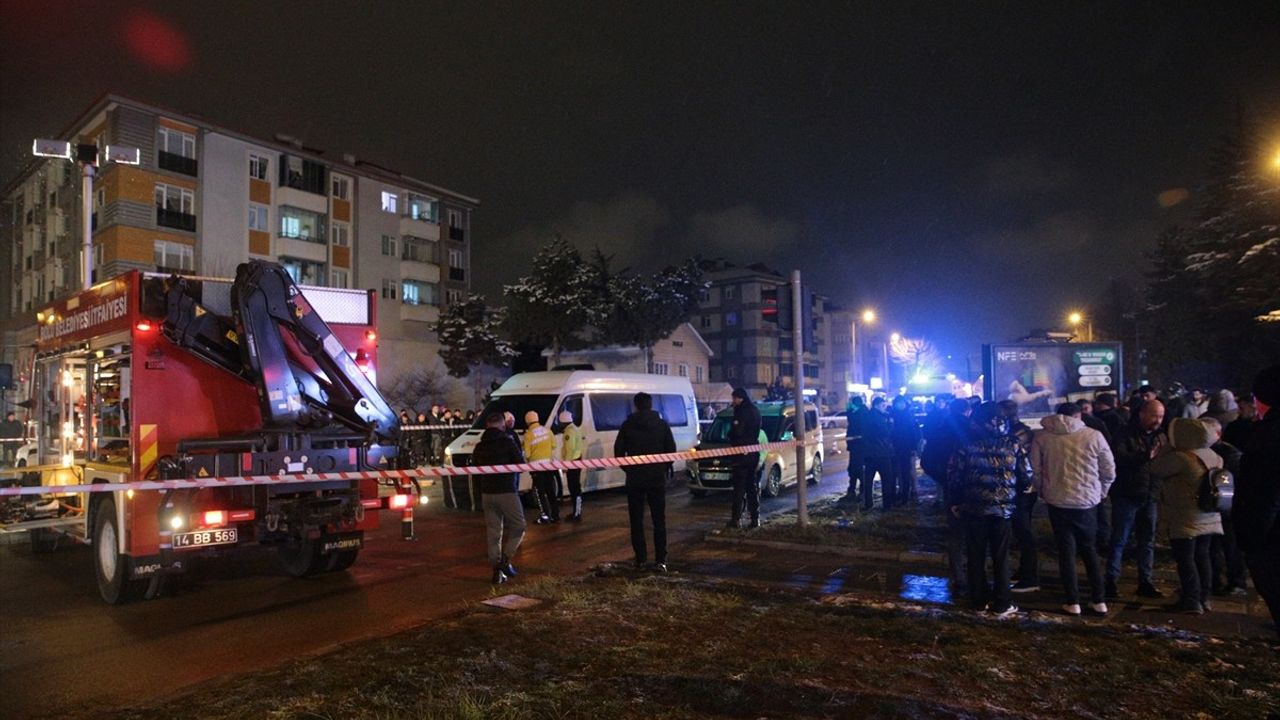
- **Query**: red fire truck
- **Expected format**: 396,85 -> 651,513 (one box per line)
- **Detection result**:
2,261 -> 410,603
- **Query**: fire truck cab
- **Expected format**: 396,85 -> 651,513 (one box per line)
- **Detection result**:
3,261 -> 409,603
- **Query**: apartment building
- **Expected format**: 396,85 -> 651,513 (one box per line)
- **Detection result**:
0,94 -> 476,390
694,261 -> 829,401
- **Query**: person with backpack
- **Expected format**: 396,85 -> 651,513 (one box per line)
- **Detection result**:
1150,417 -> 1225,614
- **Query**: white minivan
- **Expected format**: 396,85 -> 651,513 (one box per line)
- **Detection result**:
444,371 -> 699,495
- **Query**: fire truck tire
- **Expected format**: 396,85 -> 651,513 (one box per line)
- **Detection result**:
93,498 -> 147,604
325,548 -> 360,572
276,536 -> 325,577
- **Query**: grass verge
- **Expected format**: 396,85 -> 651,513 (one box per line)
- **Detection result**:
69,572 -> 1279,720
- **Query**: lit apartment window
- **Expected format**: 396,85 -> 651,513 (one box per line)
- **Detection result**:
401,279 -> 438,306
678,364 -> 688,377
153,240 -> 194,272
248,203 -> 269,231
279,206 -> 325,243
381,235 -> 397,256
407,195 -> 438,222
248,153 -> 269,180
381,279 -> 397,300
331,222 -> 349,246
380,191 -> 398,214
330,269 -> 348,288
154,183 -> 194,214
725,311 -> 739,326
331,176 -> 350,200
653,363 -> 669,375
281,257 -> 327,286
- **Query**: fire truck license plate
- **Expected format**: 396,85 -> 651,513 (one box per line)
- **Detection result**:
173,528 -> 238,549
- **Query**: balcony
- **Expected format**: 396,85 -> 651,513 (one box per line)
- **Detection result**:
448,225 -> 466,242
448,267 -> 466,282
399,215 -> 439,241
158,151 -> 199,177
156,207 -> 196,232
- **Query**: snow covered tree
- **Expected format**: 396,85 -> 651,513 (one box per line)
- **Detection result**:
599,258 -> 706,372
502,236 -> 603,368
432,294 -> 515,379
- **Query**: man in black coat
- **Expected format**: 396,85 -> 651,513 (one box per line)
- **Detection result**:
861,396 -> 896,510
839,395 -> 867,505
726,387 -> 763,528
615,392 -> 677,570
1236,365 -> 1280,637
471,412 -> 528,584
1092,393 -> 1126,443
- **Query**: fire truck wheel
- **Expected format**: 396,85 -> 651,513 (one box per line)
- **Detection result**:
93,497 -> 147,604
276,536 -> 325,577
325,548 -> 360,573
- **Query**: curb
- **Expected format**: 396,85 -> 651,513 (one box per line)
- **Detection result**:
705,532 -> 947,566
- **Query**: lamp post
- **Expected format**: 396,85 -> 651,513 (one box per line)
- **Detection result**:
1067,311 -> 1093,342
32,140 -> 140,290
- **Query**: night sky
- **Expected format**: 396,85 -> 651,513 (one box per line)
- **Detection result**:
2,2 -> 1277,367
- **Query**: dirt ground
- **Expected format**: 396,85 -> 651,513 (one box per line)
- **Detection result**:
65,570 -> 1279,720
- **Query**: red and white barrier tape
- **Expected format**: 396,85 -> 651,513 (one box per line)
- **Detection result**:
0,440 -> 801,497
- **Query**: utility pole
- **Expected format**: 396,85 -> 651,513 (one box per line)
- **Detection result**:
791,270 -> 808,527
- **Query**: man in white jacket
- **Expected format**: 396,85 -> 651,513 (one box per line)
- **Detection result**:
1032,402 -> 1117,616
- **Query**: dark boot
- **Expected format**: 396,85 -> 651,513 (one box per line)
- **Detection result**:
500,555 -> 518,577
748,516 -> 761,529
491,565 -> 507,585
570,496 -> 583,522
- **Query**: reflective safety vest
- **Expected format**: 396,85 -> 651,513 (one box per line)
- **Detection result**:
561,423 -> 584,461
523,422 -> 555,461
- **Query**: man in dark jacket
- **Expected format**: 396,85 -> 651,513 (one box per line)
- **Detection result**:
920,398 -> 973,589
726,387 -> 764,528
839,396 -> 867,505
1105,399 -> 1167,599
471,412 -> 528,584
861,397 -> 896,510
948,402 -> 1031,616
1235,365 -> 1280,637
615,392 -> 677,570
1092,393 -> 1126,442
889,396 -> 923,504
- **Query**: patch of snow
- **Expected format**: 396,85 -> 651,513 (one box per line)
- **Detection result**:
1239,237 -> 1279,264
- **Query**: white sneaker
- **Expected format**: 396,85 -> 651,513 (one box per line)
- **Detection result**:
991,605 -> 1019,618
1062,603 -> 1082,616
1088,602 -> 1109,614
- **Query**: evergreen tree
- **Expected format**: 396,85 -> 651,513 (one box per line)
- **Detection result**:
501,236 -> 603,367
599,258 -> 706,372
432,295 -> 515,379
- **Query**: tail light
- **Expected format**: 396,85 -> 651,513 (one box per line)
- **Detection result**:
135,321 -> 153,332
388,494 -> 411,510
202,510 -> 226,527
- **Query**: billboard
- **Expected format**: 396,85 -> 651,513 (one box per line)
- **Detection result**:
984,343 -> 1123,419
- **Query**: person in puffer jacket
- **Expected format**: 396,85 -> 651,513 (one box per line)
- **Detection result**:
1150,417 -> 1225,615
1031,403 -> 1116,616
948,402 -> 1032,616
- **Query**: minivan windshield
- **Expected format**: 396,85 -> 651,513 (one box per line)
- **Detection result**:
471,394 -> 560,431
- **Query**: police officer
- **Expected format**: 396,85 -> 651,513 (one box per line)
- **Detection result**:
727,387 -> 763,529
523,410 -> 558,523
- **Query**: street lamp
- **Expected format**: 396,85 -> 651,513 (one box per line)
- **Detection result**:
32,139 -> 140,290
861,308 -> 876,324
1067,310 -> 1093,342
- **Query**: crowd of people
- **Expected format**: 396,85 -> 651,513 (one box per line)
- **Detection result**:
395,405 -> 478,467
847,365 -> 1279,633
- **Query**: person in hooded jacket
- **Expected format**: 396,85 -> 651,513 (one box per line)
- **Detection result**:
523,410 -> 558,524
1204,389 -> 1240,426
615,392 -> 677,570
1200,417 -> 1246,596
948,402 -> 1032,616
1031,403 -> 1116,616
1149,417 -> 1224,614
889,396 -> 923,504
472,412 -> 528,584
727,387 -> 763,528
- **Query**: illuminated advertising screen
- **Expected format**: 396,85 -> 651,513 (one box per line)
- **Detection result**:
984,343 -> 1123,419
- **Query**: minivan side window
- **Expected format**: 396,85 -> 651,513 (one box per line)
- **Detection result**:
589,394 -> 633,431
805,410 -> 818,432
656,394 -> 688,427
555,394 -> 584,431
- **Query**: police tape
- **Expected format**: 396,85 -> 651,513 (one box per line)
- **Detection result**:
0,440 -> 803,497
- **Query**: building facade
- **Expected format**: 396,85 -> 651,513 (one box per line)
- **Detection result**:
545,323 -> 713,380
694,261 -> 830,401
0,94 -> 476,393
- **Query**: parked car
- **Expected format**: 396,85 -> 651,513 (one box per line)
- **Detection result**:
686,401 -> 823,498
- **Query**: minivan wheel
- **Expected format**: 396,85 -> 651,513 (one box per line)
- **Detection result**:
807,454 -> 822,484
761,465 -> 782,498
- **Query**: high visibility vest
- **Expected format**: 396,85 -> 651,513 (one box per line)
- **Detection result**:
523,423 -> 555,461
561,423 -> 583,461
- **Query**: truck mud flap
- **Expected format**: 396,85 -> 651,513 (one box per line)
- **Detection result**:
128,554 -> 186,580
319,532 -> 362,554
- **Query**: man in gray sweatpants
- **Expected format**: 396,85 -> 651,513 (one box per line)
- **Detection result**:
471,412 -> 528,584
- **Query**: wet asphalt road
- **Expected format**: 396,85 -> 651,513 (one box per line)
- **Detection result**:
0,447 -> 851,719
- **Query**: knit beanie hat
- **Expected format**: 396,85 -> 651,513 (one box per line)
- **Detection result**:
524,410 -> 540,425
